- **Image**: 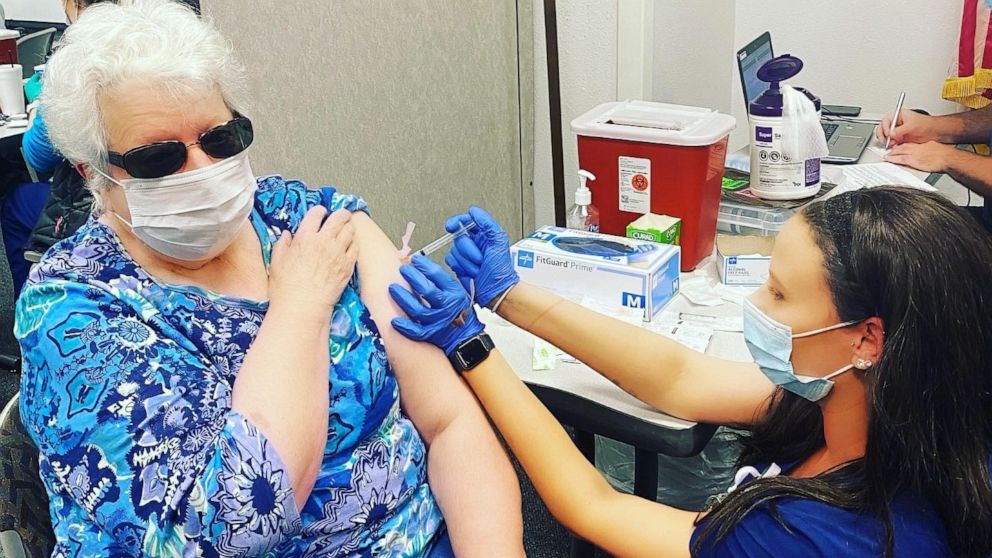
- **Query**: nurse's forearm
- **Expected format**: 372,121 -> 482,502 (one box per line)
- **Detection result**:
232,304 -> 330,508
465,351 -> 623,533
496,283 -> 692,413
464,351 -> 695,557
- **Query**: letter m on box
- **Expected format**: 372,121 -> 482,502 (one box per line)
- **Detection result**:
622,292 -> 645,308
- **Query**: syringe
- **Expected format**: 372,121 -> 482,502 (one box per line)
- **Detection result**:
414,221 -> 477,258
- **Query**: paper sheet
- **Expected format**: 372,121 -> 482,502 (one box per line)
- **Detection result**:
678,312 -> 744,332
866,146 -> 890,158
679,276 -> 725,307
711,283 -> 759,306
835,162 -> 937,194
650,311 -> 717,353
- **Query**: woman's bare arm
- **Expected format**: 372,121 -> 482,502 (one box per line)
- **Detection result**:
352,213 -> 525,557
499,283 -> 776,425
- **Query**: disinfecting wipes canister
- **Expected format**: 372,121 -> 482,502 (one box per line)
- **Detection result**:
749,113 -> 821,199
748,54 -> 827,201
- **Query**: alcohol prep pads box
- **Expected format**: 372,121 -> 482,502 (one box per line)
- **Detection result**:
511,226 -> 680,321
716,235 -> 774,286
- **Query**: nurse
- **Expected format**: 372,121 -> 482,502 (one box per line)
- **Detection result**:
389,186 -> 992,557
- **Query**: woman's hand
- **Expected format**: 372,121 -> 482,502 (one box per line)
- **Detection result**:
389,255 -> 484,355
444,207 -> 520,308
268,206 -> 358,322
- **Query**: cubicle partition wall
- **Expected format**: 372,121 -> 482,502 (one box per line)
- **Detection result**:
203,0 -> 534,243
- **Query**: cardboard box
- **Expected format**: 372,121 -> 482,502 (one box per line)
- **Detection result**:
511,226 -> 681,321
626,213 -> 682,246
716,235 -> 774,286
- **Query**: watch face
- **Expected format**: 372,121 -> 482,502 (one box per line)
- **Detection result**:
453,334 -> 494,371
458,337 -> 490,366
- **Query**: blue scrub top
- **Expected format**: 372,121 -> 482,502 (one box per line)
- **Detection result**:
22,108 -> 64,175
690,464 -> 952,557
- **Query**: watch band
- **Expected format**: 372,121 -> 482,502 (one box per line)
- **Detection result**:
449,333 -> 495,373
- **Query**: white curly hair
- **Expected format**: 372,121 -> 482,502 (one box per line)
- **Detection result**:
40,0 -> 249,210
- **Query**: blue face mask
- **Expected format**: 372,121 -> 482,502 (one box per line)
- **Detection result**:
743,297 -> 861,402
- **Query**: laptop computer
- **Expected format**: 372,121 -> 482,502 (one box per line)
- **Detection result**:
737,32 -> 874,164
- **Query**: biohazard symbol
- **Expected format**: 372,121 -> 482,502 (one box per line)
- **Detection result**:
631,174 -> 649,192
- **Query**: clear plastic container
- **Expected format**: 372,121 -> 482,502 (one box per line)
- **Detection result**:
716,198 -> 797,236
595,428 -> 742,511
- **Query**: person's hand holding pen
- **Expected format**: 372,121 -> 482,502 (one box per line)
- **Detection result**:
877,107 -> 952,146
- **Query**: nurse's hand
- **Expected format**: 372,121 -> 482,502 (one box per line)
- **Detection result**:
877,109 -> 943,145
390,255 -> 485,356
444,207 -> 520,308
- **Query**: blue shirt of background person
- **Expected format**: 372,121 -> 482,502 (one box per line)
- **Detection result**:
22,108 -> 64,175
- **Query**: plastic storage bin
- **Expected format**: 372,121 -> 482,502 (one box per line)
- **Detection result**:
571,101 -> 736,271
716,199 -> 797,236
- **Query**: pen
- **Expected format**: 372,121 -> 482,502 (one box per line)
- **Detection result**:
884,91 -> 906,150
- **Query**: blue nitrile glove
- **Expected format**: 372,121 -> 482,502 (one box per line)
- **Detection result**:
24,72 -> 43,104
389,255 -> 485,356
443,206 -> 520,308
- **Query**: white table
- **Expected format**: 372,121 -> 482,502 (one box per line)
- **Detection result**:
0,121 -> 25,141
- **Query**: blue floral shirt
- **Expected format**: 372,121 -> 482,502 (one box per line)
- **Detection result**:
16,177 -> 445,557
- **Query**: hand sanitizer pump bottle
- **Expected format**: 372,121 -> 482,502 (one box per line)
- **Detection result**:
566,170 -> 600,232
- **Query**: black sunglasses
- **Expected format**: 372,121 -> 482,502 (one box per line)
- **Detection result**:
107,114 -> 254,179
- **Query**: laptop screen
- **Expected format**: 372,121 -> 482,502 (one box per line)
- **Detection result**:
737,32 -> 774,107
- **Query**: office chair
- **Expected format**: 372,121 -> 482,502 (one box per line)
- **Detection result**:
15,29 -> 55,80
0,393 -> 54,558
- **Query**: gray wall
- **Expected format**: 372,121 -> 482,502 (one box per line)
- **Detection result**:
203,0 -> 533,245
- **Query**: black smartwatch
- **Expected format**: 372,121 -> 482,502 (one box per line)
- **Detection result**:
448,333 -> 495,373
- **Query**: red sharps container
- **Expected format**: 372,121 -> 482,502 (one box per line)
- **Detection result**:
571,101 -> 736,271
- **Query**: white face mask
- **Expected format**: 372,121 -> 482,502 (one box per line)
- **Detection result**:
97,151 -> 258,262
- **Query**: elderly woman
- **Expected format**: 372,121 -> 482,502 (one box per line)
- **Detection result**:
14,1 -> 523,556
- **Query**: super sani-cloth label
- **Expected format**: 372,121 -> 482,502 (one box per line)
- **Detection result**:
619,156 -> 651,214
752,123 -> 820,192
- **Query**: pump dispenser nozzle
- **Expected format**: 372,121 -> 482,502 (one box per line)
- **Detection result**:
576,170 -> 595,206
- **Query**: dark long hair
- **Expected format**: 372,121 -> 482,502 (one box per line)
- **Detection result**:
693,187 -> 992,557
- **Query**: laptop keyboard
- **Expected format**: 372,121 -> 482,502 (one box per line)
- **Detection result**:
821,122 -> 838,140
